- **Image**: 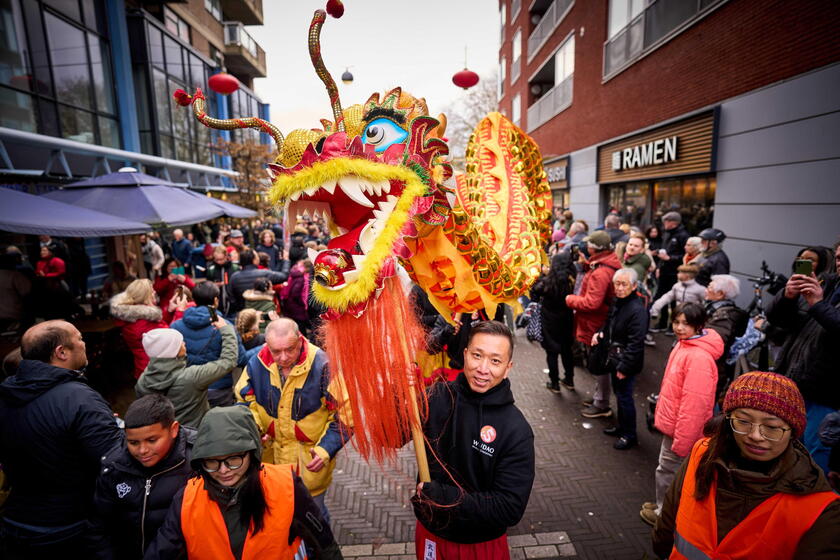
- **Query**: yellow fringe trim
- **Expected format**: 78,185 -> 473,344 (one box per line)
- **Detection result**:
269,158 -> 429,312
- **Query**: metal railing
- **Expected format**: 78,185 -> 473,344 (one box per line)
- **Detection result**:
512,0 -> 521,18
603,0 -> 725,79
526,74 -> 573,132
527,0 -> 574,62
223,22 -> 258,58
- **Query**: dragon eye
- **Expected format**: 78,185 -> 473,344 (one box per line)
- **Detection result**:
362,118 -> 408,152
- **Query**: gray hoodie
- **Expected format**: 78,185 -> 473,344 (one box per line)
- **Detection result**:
136,324 -> 237,428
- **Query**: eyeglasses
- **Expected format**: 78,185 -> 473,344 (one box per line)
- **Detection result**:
202,453 -> 247,473
727,416 -> 791,442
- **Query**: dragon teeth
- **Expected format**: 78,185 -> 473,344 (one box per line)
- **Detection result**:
338,177 -> 374,208
320,181 -> 336,195
351,254 -> 366,268
289,191 -> 302,201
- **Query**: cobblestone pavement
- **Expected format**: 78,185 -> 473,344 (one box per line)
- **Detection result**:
326,331 -> 674,559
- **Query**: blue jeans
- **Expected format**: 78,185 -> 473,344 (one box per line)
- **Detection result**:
611,372 -> 636,439
312,491 -> 331,526
804,401 -> 834,473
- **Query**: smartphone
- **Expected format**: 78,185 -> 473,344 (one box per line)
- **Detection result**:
172,266 -> 186,276
793,259 -> 813,276
207,305 -> 219,322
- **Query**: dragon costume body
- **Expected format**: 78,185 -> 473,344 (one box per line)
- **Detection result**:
175,9 -> 551,468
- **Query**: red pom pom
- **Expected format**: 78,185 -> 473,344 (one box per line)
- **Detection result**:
326,0 -> 344,18
173,89 -> 192,107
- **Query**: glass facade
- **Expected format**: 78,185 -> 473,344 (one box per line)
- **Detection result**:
0,0 -> 119,146
606,176 -> 716,234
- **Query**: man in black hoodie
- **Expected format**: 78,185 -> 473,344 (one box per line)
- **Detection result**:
0,320 -> 123,559
92,394 -> 196,559
413,321 -> 535,558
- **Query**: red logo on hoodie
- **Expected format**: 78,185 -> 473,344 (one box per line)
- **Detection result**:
480,425 -> 496,444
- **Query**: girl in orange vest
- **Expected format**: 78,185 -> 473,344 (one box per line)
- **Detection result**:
652,371 -> 840,560
144,406 -> 342,560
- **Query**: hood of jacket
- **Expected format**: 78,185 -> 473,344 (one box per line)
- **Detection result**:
243,289 -> 274,302
588,249 -> 622,271
181,305 -> 212,329
138,357 -> 185,393
680,328 -> 725,361
190,406 -> 262,468
110,292 -> 163,323
0,359 -> 82,406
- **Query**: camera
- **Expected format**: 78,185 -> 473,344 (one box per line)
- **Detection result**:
747,261 -> 786,295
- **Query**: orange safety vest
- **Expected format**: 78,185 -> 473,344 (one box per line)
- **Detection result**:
181,463 -> 302,560
672,438 -> 839,560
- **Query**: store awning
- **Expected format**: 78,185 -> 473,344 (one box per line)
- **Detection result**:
185,190 -> 257,218
0,187 -> 149,237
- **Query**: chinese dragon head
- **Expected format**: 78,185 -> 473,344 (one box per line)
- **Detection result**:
175,9 -> 552,463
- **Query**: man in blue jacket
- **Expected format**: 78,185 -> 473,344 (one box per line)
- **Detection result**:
0,320 -> 123,558
169,229 -> 193,274
170,282 -> 253,407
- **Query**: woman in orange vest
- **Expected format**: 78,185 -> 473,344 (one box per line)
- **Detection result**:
652,371 -> 840,559
144,406 -> 342,560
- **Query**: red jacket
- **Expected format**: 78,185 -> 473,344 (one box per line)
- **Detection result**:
110,293 -> 168,378
654,329 -> 724,457
153,275 -> 195,311
36,256 -> 66,279
566,250 -> 622,344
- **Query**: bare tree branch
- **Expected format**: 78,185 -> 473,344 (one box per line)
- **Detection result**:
441,73 -> 499,174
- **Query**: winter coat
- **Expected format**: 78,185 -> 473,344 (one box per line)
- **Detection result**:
622,252 -> 652,285
227,262 -> 290,314
767,275 -> 840,408
135,324 -> 238,428
0,360 -> 123,529
153,274 -> 195,312
92,427 -> 197,559
530,274 -> 575,354
170,238 -> 193,267
0,268 -> 31,321
141,239 -> 164,270
654,329 -> 724,457
255,242 -> 282,271
170,306 -> 249,393
413,373 -> 535,544
659,225 -> 690,279
35,256 -> 66,278
204,261 -> 239,284
566,250 -> 622,344
598,291 -> 649,376
705,299 -> 749,384
234,340 -> 350,497
696,247 -> 730,286
243,289 -> 276,332
650,279 -> 706,317
143,407 -> 341,560
279,267 -> 309,322
653,438 -> 840,559
110,293 -> 169,378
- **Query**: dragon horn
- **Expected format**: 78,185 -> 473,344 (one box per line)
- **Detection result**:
172,88 -> 285,154
308,10 -> 345,132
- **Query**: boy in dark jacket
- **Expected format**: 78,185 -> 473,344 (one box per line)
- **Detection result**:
92,395 -> 196,559
413,321 -> 535,558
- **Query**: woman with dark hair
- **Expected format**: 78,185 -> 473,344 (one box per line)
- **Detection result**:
530,252 -> 577,392
153,257 -> 195,311
640,302 -> 724,526
145,406 -> 341,559
257,229 -> 283,271
793,246 -> 836,282
652,372 -> 840,559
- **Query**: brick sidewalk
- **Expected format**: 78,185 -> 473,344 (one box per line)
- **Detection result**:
326,331 -> 672,559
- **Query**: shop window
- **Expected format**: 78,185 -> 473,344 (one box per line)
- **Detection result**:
88,34 -> 116,114
45,13 -> 93,109
653,177 -> 715,234
607,182 -> 649,227
0,87 -> 37,131
58,104 -> 95,144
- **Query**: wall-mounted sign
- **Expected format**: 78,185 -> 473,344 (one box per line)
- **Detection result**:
597,110 -> 717,184
611,136 -> 678,171
543,156 -> 569,189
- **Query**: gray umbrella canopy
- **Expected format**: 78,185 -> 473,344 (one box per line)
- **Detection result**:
0,188 -> 149,237
42,168 -> 225,227
184,190 -> 257,219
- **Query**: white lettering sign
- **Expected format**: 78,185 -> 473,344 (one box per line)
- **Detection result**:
546,165 -> 566,183
612,136 -> 678,171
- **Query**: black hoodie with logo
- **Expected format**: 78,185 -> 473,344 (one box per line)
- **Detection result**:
413,373 -> 535,543
0,360 -> 123,531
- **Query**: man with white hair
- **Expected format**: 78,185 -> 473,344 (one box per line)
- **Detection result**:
169,229 -> 193,275
234,318 -> 350,522
704,274 -> 749,398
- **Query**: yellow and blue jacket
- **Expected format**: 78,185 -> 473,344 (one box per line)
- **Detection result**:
234,338 -> 351,496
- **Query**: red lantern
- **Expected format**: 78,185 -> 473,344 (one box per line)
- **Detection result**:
326,0 -> 344,18
452,69 -> 479,90
208,72 -> 240,95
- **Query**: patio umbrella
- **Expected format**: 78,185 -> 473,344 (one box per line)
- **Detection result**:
0,188 -> 149,237
185,190 -> 257,219
42,168 -> 225,227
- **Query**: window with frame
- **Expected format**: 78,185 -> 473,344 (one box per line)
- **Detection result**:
500,2 -> 506,41
164,7 -> 190,43
499,56 -> 506,98
205,0 -> 221,21
608,0 -> 645,39
512,93 -> 521,126
554,35 -> 574,86
511,28 -> 522,83
0,0 -> 119,148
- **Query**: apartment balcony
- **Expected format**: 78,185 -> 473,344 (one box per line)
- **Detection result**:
527,0 -> 574,63
220,0 -> 263,26
223,22 -> 266,79
511,56 -> 521,84
526,74 -> 572,133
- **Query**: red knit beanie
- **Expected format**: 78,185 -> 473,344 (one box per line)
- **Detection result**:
723,371 -> 806,437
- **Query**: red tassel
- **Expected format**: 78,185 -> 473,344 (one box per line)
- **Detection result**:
326,0 -> 344,18
172,89 -> 193,107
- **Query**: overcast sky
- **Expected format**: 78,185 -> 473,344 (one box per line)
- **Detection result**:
247,0 -> 500,132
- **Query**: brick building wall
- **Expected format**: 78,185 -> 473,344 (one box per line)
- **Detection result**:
500,0 -> 840,157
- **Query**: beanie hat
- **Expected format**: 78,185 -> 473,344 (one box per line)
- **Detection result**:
142,328 -> 184,359
723,371 -> 806,437
584,230 -> 612,251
